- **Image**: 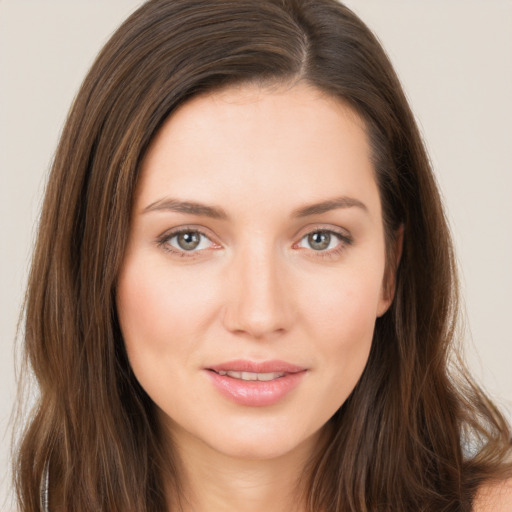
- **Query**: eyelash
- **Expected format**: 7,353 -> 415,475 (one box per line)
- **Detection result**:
156,227 -> 218,258
156,226 -> 353,260
294,229 -> 353,260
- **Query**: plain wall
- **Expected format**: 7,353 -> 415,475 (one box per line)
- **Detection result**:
1,1 -> 511,509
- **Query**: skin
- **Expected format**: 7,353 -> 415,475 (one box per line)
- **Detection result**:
116,81 -> 397,511
474,476 -> 512,511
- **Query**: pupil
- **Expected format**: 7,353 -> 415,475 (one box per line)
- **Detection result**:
309,231 -> 330,250
178,232 -> 200,250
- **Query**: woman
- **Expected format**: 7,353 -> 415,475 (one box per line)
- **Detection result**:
14,0 -> 512,511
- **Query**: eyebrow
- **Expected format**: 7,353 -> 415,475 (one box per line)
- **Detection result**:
143,195 -> 367,219
143,198 -> 228,219
292,196 -> 368,217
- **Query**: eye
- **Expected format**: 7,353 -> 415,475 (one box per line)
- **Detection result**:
296,229 -> 350,254
161,229 -> 215,254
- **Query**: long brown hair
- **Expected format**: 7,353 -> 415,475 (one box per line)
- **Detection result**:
14,1 -> 511,511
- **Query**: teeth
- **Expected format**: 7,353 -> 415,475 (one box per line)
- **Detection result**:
216,370 -> 285,381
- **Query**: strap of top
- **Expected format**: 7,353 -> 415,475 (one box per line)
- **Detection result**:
40,462 -> 50,512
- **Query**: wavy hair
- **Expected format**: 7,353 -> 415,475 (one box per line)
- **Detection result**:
14,1 -> 511,511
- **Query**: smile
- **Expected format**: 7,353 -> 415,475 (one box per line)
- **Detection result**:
206,360 -> 307,407
213,370 -> 286,381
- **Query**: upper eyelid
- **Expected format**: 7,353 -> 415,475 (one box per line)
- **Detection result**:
160,225 -> 217,241
295,224 -> 352,241
300,229 -> 347,240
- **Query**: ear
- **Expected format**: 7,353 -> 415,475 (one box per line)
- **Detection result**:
377,224 -> 404,317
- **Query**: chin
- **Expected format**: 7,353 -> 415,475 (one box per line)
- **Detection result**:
214,437 -> 296,461
194,420 -> 324,463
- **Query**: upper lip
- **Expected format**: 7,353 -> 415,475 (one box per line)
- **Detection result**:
207,359 -> 307,374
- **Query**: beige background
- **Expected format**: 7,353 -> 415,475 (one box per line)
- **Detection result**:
1,1 -> 511,509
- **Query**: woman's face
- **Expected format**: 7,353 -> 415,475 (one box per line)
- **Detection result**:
117,82 -> 393,461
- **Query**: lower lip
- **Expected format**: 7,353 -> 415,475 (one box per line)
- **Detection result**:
206,370 -> 306,407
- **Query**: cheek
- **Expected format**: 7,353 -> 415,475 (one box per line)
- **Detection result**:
301,269 -> 383,400
116,256 -> 219,375
303,263 -> 384,340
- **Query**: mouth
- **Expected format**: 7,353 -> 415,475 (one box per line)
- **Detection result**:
205,360 -> 307,407
207,359 -> 306,374
209,370 -> 287,381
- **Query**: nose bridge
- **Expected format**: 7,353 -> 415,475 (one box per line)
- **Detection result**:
223,236 -> 292,338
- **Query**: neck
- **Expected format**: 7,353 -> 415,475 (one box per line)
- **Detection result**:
164,424 -> 327,512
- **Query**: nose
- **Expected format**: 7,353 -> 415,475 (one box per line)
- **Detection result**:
222,242 -> 295,340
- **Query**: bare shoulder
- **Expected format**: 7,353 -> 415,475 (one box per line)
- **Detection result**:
473,477 -> 512,511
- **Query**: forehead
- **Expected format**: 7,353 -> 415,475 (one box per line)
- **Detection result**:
135,82 -> 380,219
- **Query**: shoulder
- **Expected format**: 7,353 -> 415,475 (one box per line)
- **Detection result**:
472,477 -> 512,511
